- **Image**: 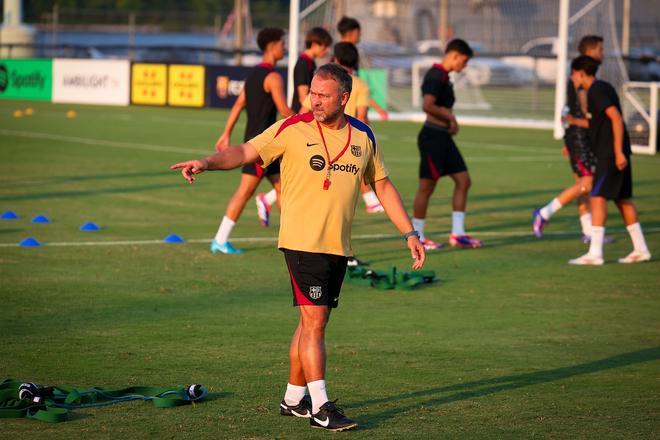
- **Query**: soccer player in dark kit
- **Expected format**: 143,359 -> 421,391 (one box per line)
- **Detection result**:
568,55 -> 651,265
412,38 -> 482,250
533,35 -> 605,242
211,28 -> 293,253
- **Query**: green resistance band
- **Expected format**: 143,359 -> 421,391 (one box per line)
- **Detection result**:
0,379 -> 207,423
345,266 -> 437,290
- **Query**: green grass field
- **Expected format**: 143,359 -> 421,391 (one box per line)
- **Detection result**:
1,100 -> 659,439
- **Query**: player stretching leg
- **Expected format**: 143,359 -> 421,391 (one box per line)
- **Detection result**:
567,56 -> 651,265
211,28 -> 294,253
412,39 -> 481,250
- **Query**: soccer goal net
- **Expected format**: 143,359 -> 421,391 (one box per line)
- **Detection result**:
623,82 -> 658,155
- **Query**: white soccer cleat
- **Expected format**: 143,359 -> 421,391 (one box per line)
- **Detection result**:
568,253 -> 604,266
618,250 -> 651,264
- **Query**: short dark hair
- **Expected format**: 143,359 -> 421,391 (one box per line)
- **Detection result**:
578,35 -> 604,55
315,63 -> 353,95
445,38 -> 473,57
571,55 -> 601,76
337,16 -> 360,36
257,27 -> 285,52
305,27 -> 333,49
333,42 -> 359,70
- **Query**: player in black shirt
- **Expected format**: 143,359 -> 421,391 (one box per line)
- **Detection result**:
412,38 -> 481,250
533,35 -> 604,243
211,27 -> 294,254
568,55 -> 651,265
291,27 -> 332,113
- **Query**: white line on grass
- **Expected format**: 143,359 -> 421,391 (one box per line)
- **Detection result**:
1,228 -> 657,248
1,128 -> 565,163
0,129 -> 209,156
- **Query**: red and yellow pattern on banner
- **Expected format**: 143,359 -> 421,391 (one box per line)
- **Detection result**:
168,64 -> 205,107
131,63 -> 167,105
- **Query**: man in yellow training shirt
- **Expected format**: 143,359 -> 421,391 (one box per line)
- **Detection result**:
171,64 -> 425,432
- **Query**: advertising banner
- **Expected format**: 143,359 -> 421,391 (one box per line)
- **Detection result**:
206,65 -> 287,109
53,59 -> 130,106
0,59 -> 52,101
168,64 -> 205,107
131,63 -> 167,106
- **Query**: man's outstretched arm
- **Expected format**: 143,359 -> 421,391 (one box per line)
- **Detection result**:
170,143 -> 261,183
373,177 -> 426,270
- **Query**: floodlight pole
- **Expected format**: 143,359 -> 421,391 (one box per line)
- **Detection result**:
621,0 -> 630,56
553,0 -> 569,140
287,0 -> 300,105
438,0 -> 448,48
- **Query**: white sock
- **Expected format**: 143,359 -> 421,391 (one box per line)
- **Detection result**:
412,218 -> 426,241
307,379 -> 328,413
451,211 -> 466,236
214,216 -> 235,244
580,213 -> 592,236
264,188 -> 277,205
362,190 -> 380,207
284,383 -> 307,406
540,198 -> 562,220
627,222 -> 649,253
588,226 -> 604,258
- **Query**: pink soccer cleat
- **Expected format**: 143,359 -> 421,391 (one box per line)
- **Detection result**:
449,234 -> 482,248
420,238 -> 445,250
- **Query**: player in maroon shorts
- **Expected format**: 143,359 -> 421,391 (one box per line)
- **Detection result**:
533,36 -> 608,243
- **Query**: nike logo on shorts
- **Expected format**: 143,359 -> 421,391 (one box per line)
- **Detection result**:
306,142 -> 319,147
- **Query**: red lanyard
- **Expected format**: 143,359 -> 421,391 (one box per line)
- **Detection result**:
316,119 -> 351,190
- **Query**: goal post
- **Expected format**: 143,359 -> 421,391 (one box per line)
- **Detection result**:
623,81 -> 658,155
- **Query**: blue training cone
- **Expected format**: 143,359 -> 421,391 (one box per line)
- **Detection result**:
32,215 -> 51,223
1,211 -> 19,220
20,237 -> 41,247
80,222 -> 101,231
163,234 -> 185,243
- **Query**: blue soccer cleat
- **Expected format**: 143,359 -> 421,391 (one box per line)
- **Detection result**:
210,240 -> 243,254
532,209 -> 548,238
255,193 -> 271,227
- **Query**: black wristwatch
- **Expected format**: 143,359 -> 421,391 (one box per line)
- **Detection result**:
403,230 -> 420,240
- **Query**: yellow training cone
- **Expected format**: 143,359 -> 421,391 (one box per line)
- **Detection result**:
66,110 -> 77,118
25,108 -> 34,116
13,110 -> 23,118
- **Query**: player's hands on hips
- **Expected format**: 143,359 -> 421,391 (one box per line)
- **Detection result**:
562,146 -> 569,156
170,159 -> 208,183
215,134 -> 230,152
408,236 -> 426,270
615,152 -> 628,171
448,117 -> 459,136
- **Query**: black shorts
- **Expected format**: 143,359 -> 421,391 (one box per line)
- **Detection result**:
591,156 -> 633,200
565,128 -> 596,177
417,124 -> 467,180
283,249 -> 348,309
242,160 -> 280,177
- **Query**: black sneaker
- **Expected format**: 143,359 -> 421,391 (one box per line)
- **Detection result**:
310,400 -> 358,431
280,395 -> 312,418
